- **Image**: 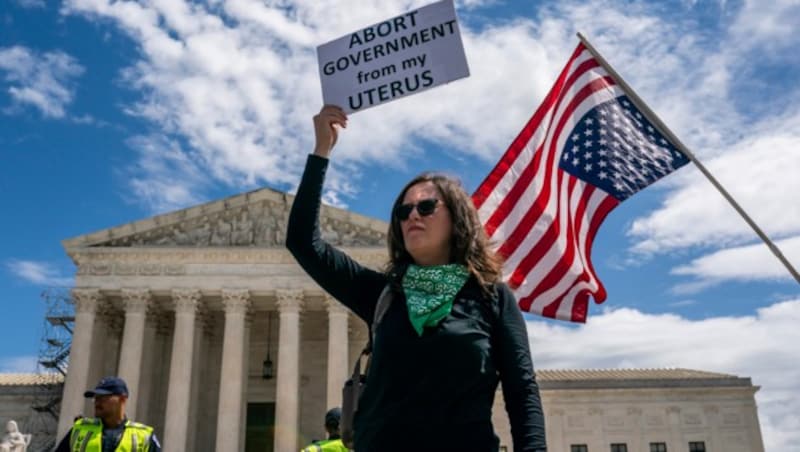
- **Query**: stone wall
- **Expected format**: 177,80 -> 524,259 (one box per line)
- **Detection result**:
535,385 -> 763,452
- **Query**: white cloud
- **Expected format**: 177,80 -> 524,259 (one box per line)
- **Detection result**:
124,134 -> 213,213
58,0 -> 799,288
0,46 -> 84,118
5,259 -> 73,287
540,1 -> 743,154
728,0 -> 800,57
61,0 -> 743,212
629,122 -> 800,252
0,355 -> 39,373
70,113 -> 107,126
671,236 -> 800,292
615,0 -> 800,286
529,299 -> 800,451
627,109 -> 800,287
667,299 -> 697,307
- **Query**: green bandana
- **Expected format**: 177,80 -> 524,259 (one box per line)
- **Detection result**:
402,264 -> 470,336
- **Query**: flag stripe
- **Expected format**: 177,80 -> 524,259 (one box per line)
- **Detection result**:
529,189 -> 617,320
519,176 -> 585,313
499,75 -> 619,280
473,44 -> 588,210
487,69 -> 614,265
518,175 -> 580,310
549,195 -> 618,322
484,58 -> 604,239
475,49 -> 598,220
473,42 -> 689,322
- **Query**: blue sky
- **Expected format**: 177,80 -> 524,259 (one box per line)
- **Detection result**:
1,0 -> 799,449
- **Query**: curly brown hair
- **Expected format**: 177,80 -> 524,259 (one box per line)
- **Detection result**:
386,173 -> 502,289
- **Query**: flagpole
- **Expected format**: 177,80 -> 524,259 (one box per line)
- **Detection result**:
576,32 -> 800,285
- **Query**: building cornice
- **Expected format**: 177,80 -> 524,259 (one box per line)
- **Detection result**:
70,246 -> 387,277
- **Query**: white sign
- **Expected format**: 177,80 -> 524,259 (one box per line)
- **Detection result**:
317,0 -> 470,113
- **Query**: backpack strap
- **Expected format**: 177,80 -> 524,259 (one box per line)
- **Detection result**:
341,284 -> 394,449
367,285 -> 393,353
349,285 -> 393,379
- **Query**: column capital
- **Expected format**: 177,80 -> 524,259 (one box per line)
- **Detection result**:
121,288 -> 152,314
171,289 -> 201,313
275,290 -> 304,313
72,288 -> 102,314
324,295 -> 349,316
222,289 -> 251,314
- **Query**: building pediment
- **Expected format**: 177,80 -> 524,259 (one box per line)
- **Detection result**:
63,186 -> 388,251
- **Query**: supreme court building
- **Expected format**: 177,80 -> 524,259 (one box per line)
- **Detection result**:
54,186 -> 765,452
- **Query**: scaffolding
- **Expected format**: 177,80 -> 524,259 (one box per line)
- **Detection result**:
21,287 -> 74,452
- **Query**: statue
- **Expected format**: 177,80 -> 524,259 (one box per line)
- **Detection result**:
231,211 -> 254,245
210,218 -> 232,246
0,420 -> 30,452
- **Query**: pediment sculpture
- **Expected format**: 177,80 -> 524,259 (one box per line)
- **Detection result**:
99,201 -> 386,248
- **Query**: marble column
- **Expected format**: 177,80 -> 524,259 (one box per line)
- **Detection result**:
274,290 -> 303,452
163,289 -> 200,452
57,288 -> 101,439
239,308 -> 254,451
97,305 -> 124,380
325,296 -> 349,410
135,307 -> 161,429
117,288 -> 151,420
85,300 -> 115,416
215,289 -> 250,452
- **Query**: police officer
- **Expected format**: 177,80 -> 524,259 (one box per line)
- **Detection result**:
54,376 -> 161,452
301,407 -> 348,452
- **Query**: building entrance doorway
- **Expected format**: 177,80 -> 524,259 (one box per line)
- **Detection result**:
245,402 -> 275,452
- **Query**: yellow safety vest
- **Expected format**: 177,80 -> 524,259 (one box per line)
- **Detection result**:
301,438 -> 349,452
70,418 -> 154,452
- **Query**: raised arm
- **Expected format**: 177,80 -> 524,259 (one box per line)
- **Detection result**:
285,106 -> 386,321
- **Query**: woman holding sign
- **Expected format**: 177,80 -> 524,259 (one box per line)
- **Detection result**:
286,105 -> 547,452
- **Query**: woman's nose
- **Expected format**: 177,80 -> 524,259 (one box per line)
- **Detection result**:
407,205 -> 422,220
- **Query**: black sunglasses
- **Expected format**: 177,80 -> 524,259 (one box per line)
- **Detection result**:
395,198 -> 440,221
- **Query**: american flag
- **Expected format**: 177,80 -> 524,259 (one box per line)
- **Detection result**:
472,42 -> 690,322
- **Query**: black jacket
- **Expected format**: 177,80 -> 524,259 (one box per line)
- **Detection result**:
286,154 -> 546,452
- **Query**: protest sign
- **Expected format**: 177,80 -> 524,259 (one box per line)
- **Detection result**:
317,0 -> 470,113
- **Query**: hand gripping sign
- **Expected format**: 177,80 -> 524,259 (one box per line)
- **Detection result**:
317,0 -> 470,113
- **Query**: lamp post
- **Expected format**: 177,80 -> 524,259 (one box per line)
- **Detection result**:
262,311 -> 274,379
